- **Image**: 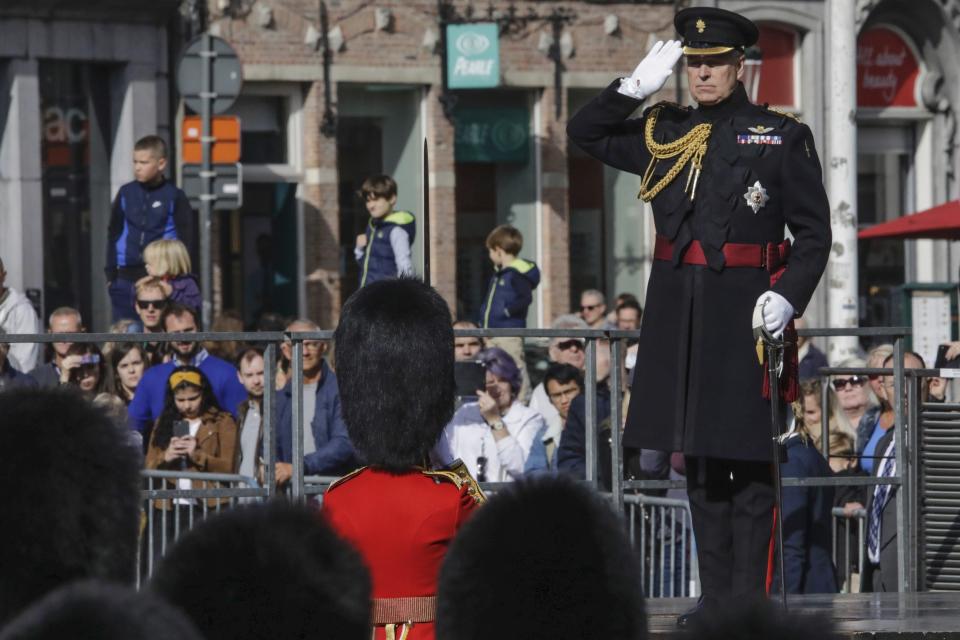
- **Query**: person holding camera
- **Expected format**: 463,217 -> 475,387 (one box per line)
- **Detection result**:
60,343 -> 108,398
143,366 -> 238,570
435,347 -> 547,482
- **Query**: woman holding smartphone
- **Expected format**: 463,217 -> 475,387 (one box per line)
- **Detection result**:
143,366 -> 239,573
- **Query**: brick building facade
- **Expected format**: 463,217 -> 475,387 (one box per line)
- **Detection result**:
208,0 -> 677,328
3,0 -> 958,347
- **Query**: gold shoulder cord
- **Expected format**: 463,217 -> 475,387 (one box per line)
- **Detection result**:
638,107 -> 712,202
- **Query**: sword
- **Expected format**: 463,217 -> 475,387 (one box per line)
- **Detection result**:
422,137 -> 430,286
753,299 -> 789,610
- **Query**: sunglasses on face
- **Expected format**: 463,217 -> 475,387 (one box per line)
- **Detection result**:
580,304 -> 601,312
832,376 -> 867,391
556,340 -> 583,352
136,299 -> 167,311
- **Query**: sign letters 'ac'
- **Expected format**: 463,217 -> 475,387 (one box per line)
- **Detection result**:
446,23 -> 500,89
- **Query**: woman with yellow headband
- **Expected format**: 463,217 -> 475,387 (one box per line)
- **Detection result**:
143,365 -> 238,570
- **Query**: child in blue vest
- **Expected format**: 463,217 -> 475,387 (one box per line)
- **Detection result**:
478,224 -> 540,402
106,135 -> 195,323
479,225 -> 540,329
354,175 -> 415,287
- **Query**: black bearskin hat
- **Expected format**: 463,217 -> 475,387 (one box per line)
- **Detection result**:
0,580 -> 204,640
334,277 -> 455,470
0,388 -> 142,625
436,475 -> 646,640
149,502 -> 371,640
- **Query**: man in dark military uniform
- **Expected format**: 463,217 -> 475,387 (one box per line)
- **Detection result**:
567,7 -> 831,623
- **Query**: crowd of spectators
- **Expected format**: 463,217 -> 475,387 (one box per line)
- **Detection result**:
3,222 -> 960,607
0,279 -> 846,640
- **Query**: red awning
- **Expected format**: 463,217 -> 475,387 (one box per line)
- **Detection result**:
858,200 -> 960,241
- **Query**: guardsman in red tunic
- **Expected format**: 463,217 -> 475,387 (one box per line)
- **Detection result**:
322,278 -> 485,640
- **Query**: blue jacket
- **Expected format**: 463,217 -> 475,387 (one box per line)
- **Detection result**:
127,352 -> 247,436
772,435 -> 839,594
0,361 -> 38,392
479,258 -> 541,328
274,360 -> 356,475
106,179 -> 195,279
358,211 -> 416,287
798,344 -> 829,381
557,382 -> 612,488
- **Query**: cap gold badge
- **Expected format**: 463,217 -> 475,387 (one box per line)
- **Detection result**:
696,19 -> 706,33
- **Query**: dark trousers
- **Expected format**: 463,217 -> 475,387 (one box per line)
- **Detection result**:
685,456 -> 774,606
109,277 -> 138,323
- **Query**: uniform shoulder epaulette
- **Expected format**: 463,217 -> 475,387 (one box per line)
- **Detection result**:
422,459 -> 486,504
326,466 -> 368,492
761,104 -> 802,124
644,100 -> 690,117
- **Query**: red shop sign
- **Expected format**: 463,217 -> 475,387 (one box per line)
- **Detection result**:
857,26 -> 921,108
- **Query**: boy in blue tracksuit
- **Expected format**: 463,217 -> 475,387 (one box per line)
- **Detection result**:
106,135 -> 195,322
479,225 -> 540,329
354,174 -> 415,287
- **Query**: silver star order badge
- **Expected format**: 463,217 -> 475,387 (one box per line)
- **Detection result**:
743,181 -> 769,214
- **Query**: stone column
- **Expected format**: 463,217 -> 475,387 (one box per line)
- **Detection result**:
0,59 -> 44,299
825,0 -> 860,363
423,84 -> 458,312
302,79 -> 341,328
539,83 -> 570,325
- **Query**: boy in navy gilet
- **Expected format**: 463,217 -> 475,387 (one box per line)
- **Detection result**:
354,175 -> 415,287
479,225 -> 540,329
105,135 -> 195,323
478,225 -> 540,401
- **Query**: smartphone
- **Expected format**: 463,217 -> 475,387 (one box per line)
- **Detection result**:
935,344 -> 960,369
454,361 -> 486,398
173,419 -> 190,438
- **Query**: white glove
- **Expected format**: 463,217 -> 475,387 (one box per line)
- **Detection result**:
617,39 -> 684,101
754,291 -> 795,339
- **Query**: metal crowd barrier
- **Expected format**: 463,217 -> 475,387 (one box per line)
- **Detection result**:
138,469 -> 264,582
832,506 -> 866,593
1,325 -> 941,594
625,493 -> 699,598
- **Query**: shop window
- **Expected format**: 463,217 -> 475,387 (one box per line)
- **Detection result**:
755,24 -> 798,109
39,62 -> 114,324
216,86 -> 303,326
224,95 -> 287,164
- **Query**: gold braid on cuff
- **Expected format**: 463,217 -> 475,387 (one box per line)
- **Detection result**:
638,107 -> 712,203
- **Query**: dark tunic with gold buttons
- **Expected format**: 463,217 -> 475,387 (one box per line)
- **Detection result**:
567,81 -> 831,462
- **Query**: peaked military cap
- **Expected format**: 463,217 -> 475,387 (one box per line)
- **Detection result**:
675,7 -> 759,56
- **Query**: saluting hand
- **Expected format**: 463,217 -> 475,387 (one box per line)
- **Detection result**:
619,39 -> 684,101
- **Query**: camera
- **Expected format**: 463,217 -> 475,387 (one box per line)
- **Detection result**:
454,361 -> 486,399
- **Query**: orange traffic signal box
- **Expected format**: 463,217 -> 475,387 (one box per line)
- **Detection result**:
182,116 -> 241,164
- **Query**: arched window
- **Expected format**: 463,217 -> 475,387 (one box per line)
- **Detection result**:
754,23 -> 799,110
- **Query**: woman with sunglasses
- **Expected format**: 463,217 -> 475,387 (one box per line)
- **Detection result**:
831,357 -> 878,439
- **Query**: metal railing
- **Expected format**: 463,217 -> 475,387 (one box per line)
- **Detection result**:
832,506 -> 866,594
2,325 -> 950,594
625,493 -> 698,598
139,469 -> 264,581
